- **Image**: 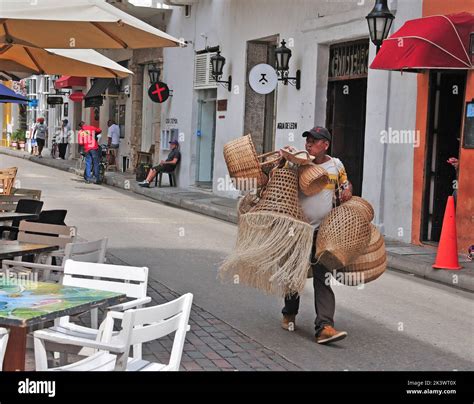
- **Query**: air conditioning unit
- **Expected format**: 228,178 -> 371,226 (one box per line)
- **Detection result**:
193,52 -> 217,90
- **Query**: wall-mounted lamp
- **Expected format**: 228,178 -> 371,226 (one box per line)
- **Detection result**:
366,0 -> 395,54
210,50 -> 232,92
148,63 -> 161,83
275,40 -> 301,90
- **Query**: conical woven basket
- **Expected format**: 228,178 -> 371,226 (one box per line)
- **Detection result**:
341,196 -> 375,222
315,204 -> 371,270
220,167 -> 313,297
251,167 -> 307,221
223,135 -> 281,190
332,224 -> 386,286
237,192 -> 260,219
298,164 -> 330,196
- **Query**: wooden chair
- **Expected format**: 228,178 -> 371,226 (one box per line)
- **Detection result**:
34,293 -> 193,371
0,328 -> 9,371
0,167 -> 18,195
32,260 -> 151,365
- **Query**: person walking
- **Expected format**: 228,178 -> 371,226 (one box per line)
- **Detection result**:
107,119 -> 120,166
78,121 -> 101,184
58,119 -> 71,160
281,126 -> 353,345
32,117 -> 48,158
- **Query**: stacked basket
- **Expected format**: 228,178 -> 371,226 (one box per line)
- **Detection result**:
315,196 -> 386,286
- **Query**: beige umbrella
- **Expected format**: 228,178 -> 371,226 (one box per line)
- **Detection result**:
0,45 -> 133,78
0,0 -> 183,49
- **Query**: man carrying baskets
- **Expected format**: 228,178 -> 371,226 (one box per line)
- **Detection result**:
281,126 -> 353,344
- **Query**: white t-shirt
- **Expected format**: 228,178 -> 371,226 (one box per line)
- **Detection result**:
107,124 -> 120,145
299,156 -> 348,229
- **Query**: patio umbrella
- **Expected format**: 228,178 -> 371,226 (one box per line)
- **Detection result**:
0,0 -> 183,49
370,12 -> 474,72
0,82 -> 27,103
0,46 -> 133,78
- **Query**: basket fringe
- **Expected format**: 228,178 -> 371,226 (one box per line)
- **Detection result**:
219,212 -> 313,297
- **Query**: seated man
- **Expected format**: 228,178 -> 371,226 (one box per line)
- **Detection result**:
138,140 -> 181,188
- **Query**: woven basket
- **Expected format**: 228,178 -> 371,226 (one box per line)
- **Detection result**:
220,167 -> 313,297
333,224 -> 386,285
298,164 -> 330,196
237,193 -> 260,218
279,149 -> 314,165
223,135 -> 280,190
341,196 -> 375,222
315,204 -> 371,270
252,167 -> 307,221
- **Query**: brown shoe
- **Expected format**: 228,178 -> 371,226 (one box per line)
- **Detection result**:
281,314 -> 296,331
316,326 -> 347,344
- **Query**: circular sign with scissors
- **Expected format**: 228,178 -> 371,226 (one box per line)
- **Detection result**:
249,63 -> 278,95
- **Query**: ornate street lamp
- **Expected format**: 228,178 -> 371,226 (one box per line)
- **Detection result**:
275,39 -> 301,90
366,0 -> 395,54
148,63 -> 161,83
210,50 -> 232,92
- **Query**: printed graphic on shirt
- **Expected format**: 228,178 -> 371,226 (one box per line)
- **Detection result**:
324,158 -> 348,190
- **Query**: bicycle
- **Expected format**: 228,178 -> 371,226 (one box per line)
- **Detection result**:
50,137 -> 60,159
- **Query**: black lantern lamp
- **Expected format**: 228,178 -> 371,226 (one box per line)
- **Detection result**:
366,0 -> 395,54
148,63 -> 161,83
275,39 -> 301,90
210,51 -> 232,92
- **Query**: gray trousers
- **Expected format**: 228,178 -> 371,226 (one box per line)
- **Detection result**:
282,230 -> 335,336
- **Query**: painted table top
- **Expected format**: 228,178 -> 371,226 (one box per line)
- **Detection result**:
0,241 -> 58,260
0,278 -> 125,327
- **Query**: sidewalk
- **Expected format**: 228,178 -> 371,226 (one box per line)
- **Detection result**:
2,146 -> 473,293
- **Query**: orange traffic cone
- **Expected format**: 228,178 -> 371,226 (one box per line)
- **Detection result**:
432,196 -> 462,270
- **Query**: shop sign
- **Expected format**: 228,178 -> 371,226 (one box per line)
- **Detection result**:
277,122 -> 297,130
249,64 -> 278,95
329,41 -> 369,80
148,81 -> 170,103
47,96 -> 63,105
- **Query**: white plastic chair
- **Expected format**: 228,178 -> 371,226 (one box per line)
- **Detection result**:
0,328 -> 9,371
2,238 -> 108,283
40,260 -> 150,362
34,293 -> 193,372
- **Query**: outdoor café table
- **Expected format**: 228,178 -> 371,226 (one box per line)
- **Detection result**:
0,241 -> 58,261
0,278 -> 126,371
0,212 -> 39,222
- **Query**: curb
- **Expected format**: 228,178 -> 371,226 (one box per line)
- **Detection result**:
2,147 -> 472,293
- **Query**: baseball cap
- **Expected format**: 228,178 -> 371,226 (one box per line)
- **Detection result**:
302,126 -> 332,142
169,140 -> 179,146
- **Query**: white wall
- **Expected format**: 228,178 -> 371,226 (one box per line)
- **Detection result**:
163,0 -> 421,242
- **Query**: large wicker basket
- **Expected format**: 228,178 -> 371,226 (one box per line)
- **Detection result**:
223,135 -> 280,190
341,196 -> 375,222
334,224 -> 386,286
315,204 -> 371,270
298,164 -> 329,196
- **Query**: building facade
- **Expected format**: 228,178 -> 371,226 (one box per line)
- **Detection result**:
161,0 -> 422,244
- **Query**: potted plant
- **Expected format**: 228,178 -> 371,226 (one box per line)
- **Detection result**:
9,131 -> 18,149
14,129 -> 26,150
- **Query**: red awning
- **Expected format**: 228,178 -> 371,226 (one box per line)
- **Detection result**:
54,76 -> 87,89
370,13 -> 474,72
